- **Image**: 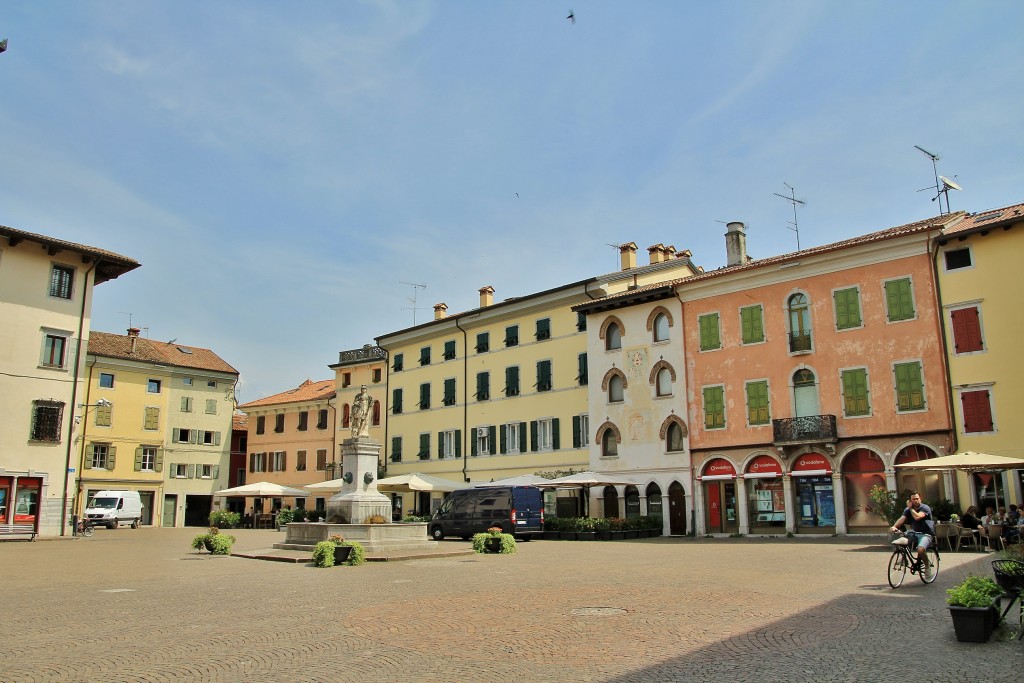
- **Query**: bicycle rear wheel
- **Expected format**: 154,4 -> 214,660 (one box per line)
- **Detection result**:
919,546 -> 940,584
887,550 -> 907,588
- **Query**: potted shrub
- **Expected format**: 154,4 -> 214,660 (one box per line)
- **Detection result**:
576,517 -> 597,541
543,517 -> 562,540
472,526 -> 517,554
312,535 -> 366,567
275,508 -> 297,530
209,510 -> 240,529
607,517 -> 626,540
593,517 -> 611,541
946,575 -> 1002,642
190,527 -> 236,555
558,518 -> 579,541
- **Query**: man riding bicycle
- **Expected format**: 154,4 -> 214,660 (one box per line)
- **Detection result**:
889,492 -> 934,570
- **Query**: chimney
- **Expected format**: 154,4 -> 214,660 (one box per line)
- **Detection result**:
433,303 -> 448,320
479,286 -> 494,308
647,244 -> 664,265
662,244 -> 676,260
725,222 -> 747,267
127,327 -> 140,354
619,242 -> 638,271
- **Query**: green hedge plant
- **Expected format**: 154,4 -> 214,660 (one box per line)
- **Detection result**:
472,526 -> 517,554
191,527 -> 236,555
209,510 -> 240,528
946,575 -> 1001,608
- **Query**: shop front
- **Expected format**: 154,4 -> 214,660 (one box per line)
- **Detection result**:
0,475 -> 43,535
893,444 -> 944,503
744,455 -> 785,532
842,448 -> 887,531
701,458 -> 738,534
791,453 -> 835,533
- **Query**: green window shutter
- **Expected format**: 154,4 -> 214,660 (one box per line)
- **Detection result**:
894,362 -> 925,411
746,381 -> 769,425
172,428 -> 179,442
529,421 -> 538,452
444,378 -> 456,405
437,432 -> 444,458
134,447 -> 143,471
187,464 -> 196,479
108,445 -> 116,469
488,426 -> 496,452
577,353 -> 588,385
155,449 -> 163,472
393,388 -> 402,414
699,314 -> 720,351
842,369 -> 870,416
212,465 -> 220,479
393,353 -> 403,372
536,318 -> 551,340
537,360 -> 551,391
885,279 -> 915,321
189,429 -> 198,444
519,423 -> 527,451
85,444 -> 94,469
834,288 -> 862,330
500,426 -> 508,454
552,418 -> 560,450
455,430 -> 462,457
419,433 -> 430,459
471,429 -> 479,456
572,415 -> 581,448
703,386 -> 724,429
740,306 -> 764,344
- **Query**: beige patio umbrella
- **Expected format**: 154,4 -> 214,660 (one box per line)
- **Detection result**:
895,451 -> 1024,510
214,482 -> 311,498
304,478 -> 347,492
473,474 -> 550,488
374,473 -> 469,493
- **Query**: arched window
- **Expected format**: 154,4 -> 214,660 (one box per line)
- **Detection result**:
608,374 -> 624,402
656,367 -> 672,396
603,485 -> 619,517
646,483 -> 663,519
371,400 -> 381,426
602,429 -> 618,457
606,323 -> 622,351
788,293 -> 812,352
624,485 -> 640,518
667,423 -> 685,452
653,313 -> 670,342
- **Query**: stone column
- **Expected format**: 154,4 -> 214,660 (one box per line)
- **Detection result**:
783,475 -> 796,534
736,478 -> 750,535
326,437 -> 392,524
832,472 -> 847,535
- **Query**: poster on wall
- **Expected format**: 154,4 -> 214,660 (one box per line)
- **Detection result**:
815,486 -> 836,526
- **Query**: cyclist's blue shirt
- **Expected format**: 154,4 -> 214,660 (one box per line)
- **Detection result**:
902,503 -> 934,535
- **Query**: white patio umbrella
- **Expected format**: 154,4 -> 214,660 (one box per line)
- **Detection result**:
532,471 -> 641,516
895,451 -> 1024,511
304,478 -> 347,492
473,474 -> 550,488
375,473 -> 469,493
214,482 -> 311,498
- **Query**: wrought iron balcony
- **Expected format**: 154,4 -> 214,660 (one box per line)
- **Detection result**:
772,414 -> 837,445
789,332 -> 812,353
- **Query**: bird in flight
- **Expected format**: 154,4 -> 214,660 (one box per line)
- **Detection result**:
567,10 -> 575,25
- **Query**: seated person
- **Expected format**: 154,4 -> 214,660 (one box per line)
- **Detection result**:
961,506 -> 985,541
1007,504 -> 1022,526
982,505 -> 1001,526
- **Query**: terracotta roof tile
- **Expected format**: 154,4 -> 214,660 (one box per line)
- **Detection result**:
238,379 -> 336,409
88,331 -> 238,375
0,224 -> 140,284
944,202 -> 1024,235
232,413 -> 248,431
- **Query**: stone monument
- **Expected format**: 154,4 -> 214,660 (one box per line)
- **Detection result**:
326,385 -> 392,524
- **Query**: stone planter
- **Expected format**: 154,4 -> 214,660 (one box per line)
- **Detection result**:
948,605 -> 997,643
577,531 -> 597,541
333,545 -> 354,565
558,531 -> 578,541
485,537 -> 503,553
594,530 -> 612,541
543,530 -> 560,540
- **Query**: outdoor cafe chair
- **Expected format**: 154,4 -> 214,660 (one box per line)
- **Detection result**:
935,523 -> 957,552
986,524 -> 1007,553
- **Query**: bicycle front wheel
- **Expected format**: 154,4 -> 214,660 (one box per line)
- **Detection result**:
887,550 -> 907,588
920,546 -> 940,584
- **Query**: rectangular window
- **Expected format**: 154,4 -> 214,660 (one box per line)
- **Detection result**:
703,386 -> 725,429
175,428 -> 192,443
95,402 -> 112,427
894,361 -> 925,412
475,332 -> 489,353
392,388 -> 403,414
841,368 -> 870,417
393,353 -> 404,372
443,340 -> 456,360
200,464 -> 214,479
577,312 -> 587,332
505,325 -> 519,347
474,426 -> 493,456
944,247 -> 972,271
147,379 -> 161,394
745,380 -> 770,425
390,436 -> 402,463
418,433 -> 431,460
834,287 -> 863,330
99,372 -> 115,389
501,422 -> 525,454
961,389 -> 994,433
274,414 -> 284,433
90,443 -> 110,469
207,380 -> 217,388
884,278 -> 916,322
140,446 -> 157,471
443,378 -> 457,406
476,372 -> 490,401
439,429 -> 460,459
256,415 -> 265,435
41,333 -> 68,368
536,318 -> 551,341
505,366 -> 520,396
739,305 -> 764,344
950,306 -> 984,354
572,414 -> 590,448
183,377 -> 193,386
144,407 -> 159,431
297,411 -> 308,431
271,451 -> 286,472
316,449 -> 328,471
536,360 -> 552,392
30,400 -> 64,442
205,399 -> 217,415
577,353 -> 588,386
531,417 -> 557,451
49,264 -> 74,299
180,396 -> 193,413
698,313 -> 721,351
419,346 -> 431,366
202,430 -> 219,445
342,372 -> 352,388
373,368 -> 382,383
173,463 -> 188,478
317,409 -> 328,430
419,383 -> 431,410
296,450 -> 307,471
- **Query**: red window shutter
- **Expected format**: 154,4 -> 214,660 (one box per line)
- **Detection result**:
951,307 -> 983,353
962,390 -> 993,432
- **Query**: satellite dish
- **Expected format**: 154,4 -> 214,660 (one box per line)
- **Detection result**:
940,176 -> 962,192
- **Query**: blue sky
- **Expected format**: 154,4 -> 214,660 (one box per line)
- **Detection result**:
2,1 -> 1022,404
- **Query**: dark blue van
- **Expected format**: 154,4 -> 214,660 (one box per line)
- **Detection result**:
430,486 -> 544,540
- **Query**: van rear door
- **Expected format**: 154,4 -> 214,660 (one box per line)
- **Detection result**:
510,486 -> 544,534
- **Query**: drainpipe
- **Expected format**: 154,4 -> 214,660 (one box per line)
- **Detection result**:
673,284 -> 697,535
379,349 -> 390,475
61,258 -> 100,536
454,318 -> 469,483
930,226 -> 961,500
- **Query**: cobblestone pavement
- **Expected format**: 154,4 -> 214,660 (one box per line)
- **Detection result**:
2,529 -> 1023,682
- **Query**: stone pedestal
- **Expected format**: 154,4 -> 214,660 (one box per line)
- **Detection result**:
326,437 -> 392,524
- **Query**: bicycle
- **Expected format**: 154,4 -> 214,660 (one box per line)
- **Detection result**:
74,517 -> 94,538
887,530 -> 939,588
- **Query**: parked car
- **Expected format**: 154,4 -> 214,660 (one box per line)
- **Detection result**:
84,490 -> 143,529
429,486 -> 543,540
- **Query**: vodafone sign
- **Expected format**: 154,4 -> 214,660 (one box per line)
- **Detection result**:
744,455 -> 783,479
791,453 -> 832,476
699,457 -> 737,481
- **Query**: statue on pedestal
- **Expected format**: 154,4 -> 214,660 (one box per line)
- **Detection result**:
350,385 -> 372,438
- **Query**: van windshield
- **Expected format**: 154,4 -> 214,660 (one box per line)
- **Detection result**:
88,497 -> 117,509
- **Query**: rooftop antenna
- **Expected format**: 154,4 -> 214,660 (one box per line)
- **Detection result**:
605,243 -> 622,271
914,145 -> 951,215
399,281 -> 427,325
773,183 -> 806,251
118,312 -> 135,330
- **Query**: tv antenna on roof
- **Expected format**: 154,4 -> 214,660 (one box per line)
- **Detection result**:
914,145 -> 960,215
399,281 -> 427,325
605,243 -> 623,271
773,183 -> 806,251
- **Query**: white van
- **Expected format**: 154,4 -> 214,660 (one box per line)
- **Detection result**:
84,490 -> 144,529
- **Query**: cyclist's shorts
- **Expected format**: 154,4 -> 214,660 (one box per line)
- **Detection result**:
909,532 -> 933,550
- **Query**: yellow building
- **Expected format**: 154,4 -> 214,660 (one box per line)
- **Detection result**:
938,202 -> 1024,508
0,224 -> 138,538
79,329 -> 239,527
376,243 -> 699,516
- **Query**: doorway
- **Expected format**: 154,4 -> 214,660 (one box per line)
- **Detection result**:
704,480 -> 738,534
162,495 -> 177,527
668,481 -> 686,535
139,491 -> 154,525
185,495 -> 213,527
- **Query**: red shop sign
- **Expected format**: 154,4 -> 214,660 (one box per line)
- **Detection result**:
792,453 -> 832,475
700,458 -> 737,480
745,455 -> 783,478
